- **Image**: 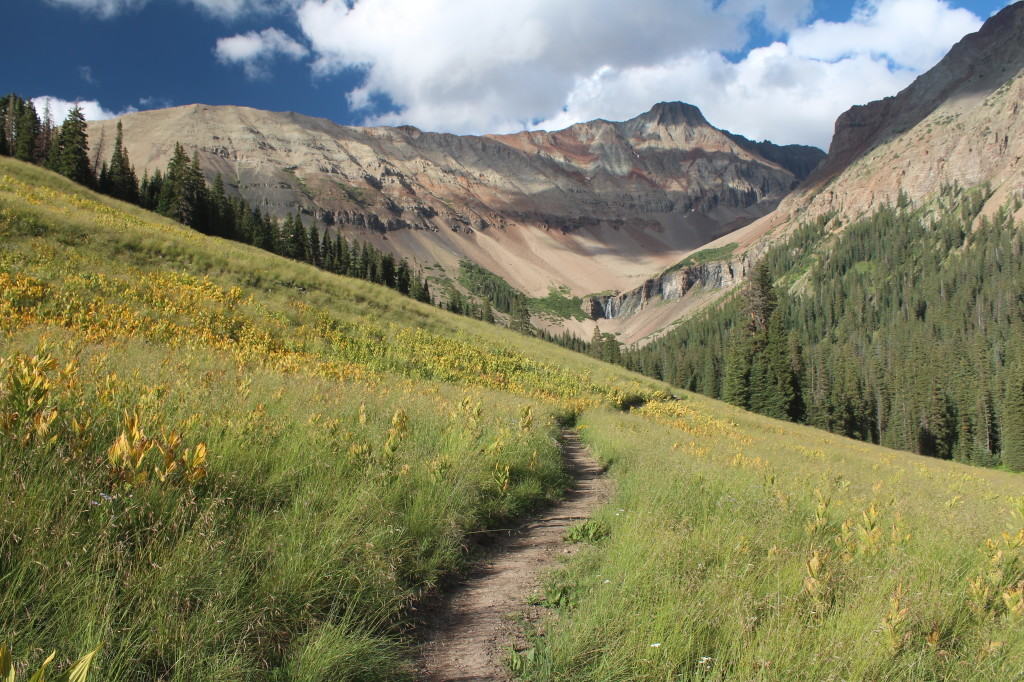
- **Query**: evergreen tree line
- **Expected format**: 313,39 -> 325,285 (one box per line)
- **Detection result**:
1,93 -> 592,350
621,185 -> 1024,471
1,94 -> 94,187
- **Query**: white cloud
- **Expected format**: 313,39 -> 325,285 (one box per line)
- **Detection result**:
189,0 -> 300,19
294,0 -> 982,147
31,96 -> 136,123
215,27 -> 309,78
43,0 -> 147,19
788,0 -> 980,71
296,0 -> 816,133
44,0 -> 296,19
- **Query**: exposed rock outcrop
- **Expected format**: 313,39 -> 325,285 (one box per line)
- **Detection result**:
87,101 -> 815,301
584,257 -> 750,320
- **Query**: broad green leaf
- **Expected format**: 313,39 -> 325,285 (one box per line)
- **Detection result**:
1,644 -> 15,682
25,651 -> 55,682
56,645 -> 100,682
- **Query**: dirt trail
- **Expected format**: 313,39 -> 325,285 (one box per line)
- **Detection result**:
416,428 -> 609,681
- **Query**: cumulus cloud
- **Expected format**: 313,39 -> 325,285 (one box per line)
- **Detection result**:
31,96 -> 136,123
788,0 -> 980,70
215,27 -> 309,78
296,0 -> 808,133
293,0 -> 982,147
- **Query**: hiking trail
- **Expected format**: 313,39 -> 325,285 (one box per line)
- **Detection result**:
416,428 -> 608,681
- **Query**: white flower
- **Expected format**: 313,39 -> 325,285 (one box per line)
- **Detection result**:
650,642 -> 661,648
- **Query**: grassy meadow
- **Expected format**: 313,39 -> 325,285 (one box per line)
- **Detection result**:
0,157 -> 662,679
1,156 -> 1023,680
519,398 -> 1024,679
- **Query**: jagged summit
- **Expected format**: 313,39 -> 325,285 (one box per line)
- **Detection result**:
635,101 -> 710,128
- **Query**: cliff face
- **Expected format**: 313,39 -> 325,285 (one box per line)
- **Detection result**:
793,1 -> 1024,220
87,101 -> 811,298
583,259 -> 748,320
596,2 -> 1024,337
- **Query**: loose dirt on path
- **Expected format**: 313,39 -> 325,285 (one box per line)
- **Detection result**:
416,428 -> 609,681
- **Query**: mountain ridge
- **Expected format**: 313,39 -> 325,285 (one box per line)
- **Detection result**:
87,101 -> 821,310
588,1 -> 1024,341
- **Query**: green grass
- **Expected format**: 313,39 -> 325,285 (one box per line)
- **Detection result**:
0,158 -> 664,679
661,243 -> 739,277
3,157 -> 1023,681
529,286 -> 587,322
514,398 -> 1024,679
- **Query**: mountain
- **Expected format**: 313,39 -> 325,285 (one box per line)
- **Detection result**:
734,0 -> 1024,248
589,1 -> 1024,339
87,102 -> 820,307
5,156 -> 1024,679
620,2 -> 1024,469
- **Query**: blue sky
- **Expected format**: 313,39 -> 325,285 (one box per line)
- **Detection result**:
3,0 -> 1012,148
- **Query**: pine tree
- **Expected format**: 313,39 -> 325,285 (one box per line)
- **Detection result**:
287,214 -> 308,261
208,174 -> 230,238
480,298 -> 494,323
307,223 -> 321,266
35,99 -> 55,164
108,121 -> 139,204
14,98 -> 40,163
395,259 -> 411,295
589,324 -> 604,358
414,276 -> 432,304
0,97 -> 8,156
335,235 -> 350,275
1002,365 -> 1024,472
186,152 -> 209,231
510,299 -> 534,335
158,143 -> 191,223
321,231 -> 334,272
601,333 -> 622,364
54,105 -> 92,186
722,332 -> 754,409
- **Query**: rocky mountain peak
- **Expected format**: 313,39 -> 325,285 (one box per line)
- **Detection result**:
807,0 -> 1024,189
635,101 -> 710,128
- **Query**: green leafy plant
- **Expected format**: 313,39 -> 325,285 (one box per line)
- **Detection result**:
0,643 -> 100,682
564,519 -> 609,544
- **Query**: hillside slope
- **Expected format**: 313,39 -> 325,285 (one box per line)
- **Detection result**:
591,2 -> 1024,339
87,102 -> 820,305
2,159 -> 1022,679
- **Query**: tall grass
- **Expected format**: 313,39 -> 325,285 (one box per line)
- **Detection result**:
0,157 -> 664,679
519,398 -> 1024,679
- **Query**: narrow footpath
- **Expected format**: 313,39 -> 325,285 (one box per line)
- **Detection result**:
416,428 -> 609,681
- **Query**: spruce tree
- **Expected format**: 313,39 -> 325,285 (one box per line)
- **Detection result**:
108,121 -> 138,204
307,223 -> 321,266
1002,365 -> 1024,471
55,105 -> 92,186
287,214 -> 308,261
14,98 -> 40,163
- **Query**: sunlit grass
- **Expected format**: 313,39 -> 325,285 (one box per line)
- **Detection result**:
521,397 -> 1024,679
0,157 -> 664,679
